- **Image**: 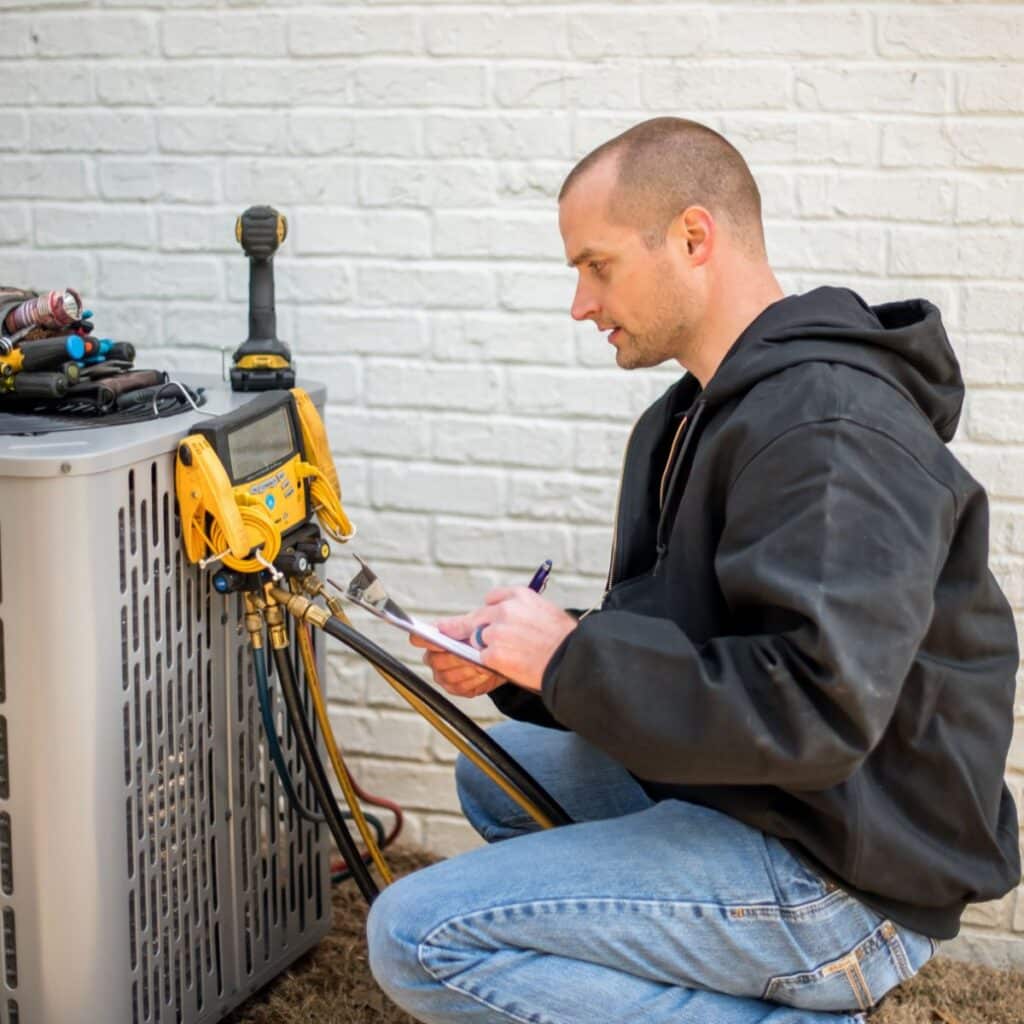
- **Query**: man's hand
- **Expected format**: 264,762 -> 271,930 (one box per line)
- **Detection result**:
410,586 -> 578,696
409,633 -> 508,700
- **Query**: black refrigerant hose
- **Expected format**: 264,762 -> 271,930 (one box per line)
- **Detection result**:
318,613 -> 574,829
272,643 -> 381,904
253,645 -> 324,824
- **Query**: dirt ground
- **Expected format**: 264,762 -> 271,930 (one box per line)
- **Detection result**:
224,850 -> 1024,1024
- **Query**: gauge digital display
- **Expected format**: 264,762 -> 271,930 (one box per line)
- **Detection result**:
227,403 -> 296,482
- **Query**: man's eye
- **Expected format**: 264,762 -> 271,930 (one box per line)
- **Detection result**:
589,261 -> 607,276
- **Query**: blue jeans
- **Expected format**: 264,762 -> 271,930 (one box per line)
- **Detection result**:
367,721 -> 936,1023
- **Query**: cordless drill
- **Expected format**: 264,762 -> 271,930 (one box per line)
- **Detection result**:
230,205 -> 296,392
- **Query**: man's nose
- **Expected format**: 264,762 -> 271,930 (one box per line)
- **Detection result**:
570,280 -> 599,322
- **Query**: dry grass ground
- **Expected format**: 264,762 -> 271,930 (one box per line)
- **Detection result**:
224,850 -> 1024,1024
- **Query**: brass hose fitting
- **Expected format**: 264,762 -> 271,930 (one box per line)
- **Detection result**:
269,583 -> 331,628
243,592 -> 266,647
301,574 -> 346,619
262,584 -> 290,649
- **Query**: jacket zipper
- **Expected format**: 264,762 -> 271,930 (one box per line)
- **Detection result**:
654,400 -> 706,560
658,414 -> 689,509
580,398 -> 704,621
578,417 -> 640,621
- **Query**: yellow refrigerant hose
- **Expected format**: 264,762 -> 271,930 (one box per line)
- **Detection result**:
290,580 -> 393,884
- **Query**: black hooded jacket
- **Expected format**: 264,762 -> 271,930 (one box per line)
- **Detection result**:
492,286 -> 1020,940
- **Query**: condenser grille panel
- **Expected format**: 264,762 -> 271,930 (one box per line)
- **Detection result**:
0,380 -> 330,1024
120,458 -> 328,1024
122,463 -> 221,1024
0,522 -> 14,1024
0,815 -> 12,896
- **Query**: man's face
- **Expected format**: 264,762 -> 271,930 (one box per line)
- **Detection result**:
559,159 -> 704,370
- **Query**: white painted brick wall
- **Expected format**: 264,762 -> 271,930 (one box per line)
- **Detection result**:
3,0 -> 1024,969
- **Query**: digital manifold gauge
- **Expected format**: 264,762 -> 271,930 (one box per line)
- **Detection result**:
175,388 -> 353,589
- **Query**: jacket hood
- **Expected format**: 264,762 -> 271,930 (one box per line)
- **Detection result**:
704,287 -> 964,441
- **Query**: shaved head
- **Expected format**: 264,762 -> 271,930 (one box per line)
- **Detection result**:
559,117 -> 766,258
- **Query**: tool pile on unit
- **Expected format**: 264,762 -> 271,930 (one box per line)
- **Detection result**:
0,285 -> 202,423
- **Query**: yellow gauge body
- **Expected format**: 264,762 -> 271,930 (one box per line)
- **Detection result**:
176,434 -> 251,564
291,387 -> 341,498
236,451 -> 307,534
176,388 -> 353,572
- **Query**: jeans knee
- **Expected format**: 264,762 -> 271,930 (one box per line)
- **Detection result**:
365,877 -> 427,1001
454,748 -> 488,822
456,721 -> 539,841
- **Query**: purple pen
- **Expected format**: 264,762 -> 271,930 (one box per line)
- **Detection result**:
528,559 -> 553,593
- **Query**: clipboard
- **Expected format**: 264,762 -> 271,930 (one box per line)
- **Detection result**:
333,558 -> 484,667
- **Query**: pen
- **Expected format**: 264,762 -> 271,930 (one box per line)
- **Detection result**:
528,559 -> 553,593
472,560 -> 554,650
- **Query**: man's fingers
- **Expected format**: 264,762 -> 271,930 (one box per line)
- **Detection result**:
435,613 -> 478,639
484,586 -> 525,605
440,609 -> 501,646
439,664 -> 491,688
464,682 -> 501,698
409,633 -> 444,651
436,670 -> 505,699
423,648 -> 474,672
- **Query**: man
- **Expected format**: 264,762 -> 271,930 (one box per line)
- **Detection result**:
366,117 -> 1020,1023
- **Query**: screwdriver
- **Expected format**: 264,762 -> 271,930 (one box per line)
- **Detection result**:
81,340 -> 135,365
0,371 -> 71,398
0,336 -> 88,376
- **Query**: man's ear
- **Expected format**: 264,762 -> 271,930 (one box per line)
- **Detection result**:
669,206 -> 714,266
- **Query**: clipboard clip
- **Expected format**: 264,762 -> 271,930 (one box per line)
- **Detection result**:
328,555 -> 414,623
326,555 -> 484,667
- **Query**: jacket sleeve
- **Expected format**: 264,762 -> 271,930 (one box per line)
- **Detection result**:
539,419 -> 956,790
487,607 -> 588,728
489,682 -> 566,730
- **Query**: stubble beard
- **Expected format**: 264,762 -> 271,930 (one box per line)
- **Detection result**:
613,314 -> 695,371
613,330 -> 661,370
610,258 -> 699,370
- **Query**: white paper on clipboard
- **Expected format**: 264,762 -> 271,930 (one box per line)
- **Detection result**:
342,591 -> 484,667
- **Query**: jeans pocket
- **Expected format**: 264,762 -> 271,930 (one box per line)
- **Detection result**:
764,920 -> 917,1013
762,837 -> 840,907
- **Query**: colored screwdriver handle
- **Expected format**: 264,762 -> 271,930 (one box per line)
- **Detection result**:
80,341 -> 136,366
18,335 -> 87,371
80,339 -> 134,364
19,335 -> 124,359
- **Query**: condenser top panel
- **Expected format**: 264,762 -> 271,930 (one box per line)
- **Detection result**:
0,376 -> 326,478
